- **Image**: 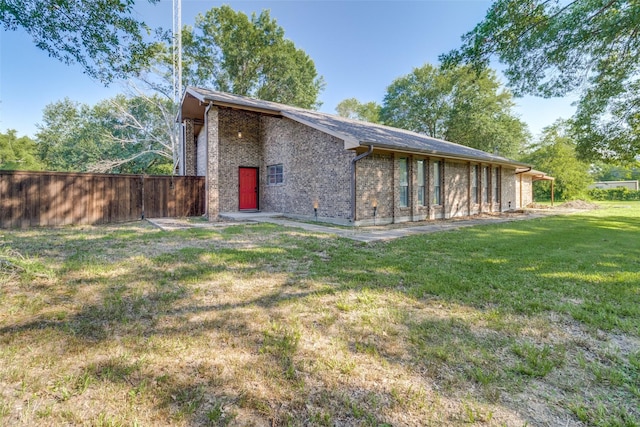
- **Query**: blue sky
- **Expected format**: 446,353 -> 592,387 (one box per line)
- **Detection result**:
0,0 -> 577,139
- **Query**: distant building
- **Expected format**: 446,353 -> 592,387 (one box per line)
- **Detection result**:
589,181 -> 639,191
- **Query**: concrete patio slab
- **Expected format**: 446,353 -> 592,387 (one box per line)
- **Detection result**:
147,211 -> 547,242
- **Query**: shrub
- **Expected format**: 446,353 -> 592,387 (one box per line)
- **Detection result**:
588,187 -> 640,201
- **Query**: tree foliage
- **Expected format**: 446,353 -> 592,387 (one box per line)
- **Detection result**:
181,5 -> 324,109
520,120 -> 592,201
442,0 -> 640,163
96,89 -> 177,174
591,162 -> 640,182
0,129 -> 43,170
335,98 -> 381,123
36,99 -> 103,172
1,0 -> 161,83
380,64 -> 529,158
36,97 -> 172,174
380,64 -> 454,138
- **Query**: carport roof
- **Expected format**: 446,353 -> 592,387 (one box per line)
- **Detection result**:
182,87 -> 530,168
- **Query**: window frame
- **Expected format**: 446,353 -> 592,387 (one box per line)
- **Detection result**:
494,167 -> 501,203
417,159 -> 426,206
472,165 -> 479,204
399,157 -> 409,207
267,164 -> 284,186
482,166 -> 490,203
433,160 -> 442,206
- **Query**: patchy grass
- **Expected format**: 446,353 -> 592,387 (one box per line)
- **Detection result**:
0,202 -> 639,426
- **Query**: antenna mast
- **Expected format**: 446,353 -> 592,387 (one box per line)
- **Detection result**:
172,0 -> 182,104
172,0 -> 182,174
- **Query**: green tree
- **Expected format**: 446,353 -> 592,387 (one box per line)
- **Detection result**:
442,0 -> 640,163
35,97 -> 172,174
0,129 -> 43,170
335,98 -> 381,123
380,64 -> 454,138
93,93 -> 176,174
520,120 -> 592,201
591,162 -> 640,182
181,5 -> 324,109
36,99 -> 103,171
445,67 -> 530,157
380,64 -> 529,158
103,5 -> 324,173
1,0 -> 161,83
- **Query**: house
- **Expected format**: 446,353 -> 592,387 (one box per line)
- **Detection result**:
589,180 -> 639,191
178,88 -> 541,226
516,169 -> 556,207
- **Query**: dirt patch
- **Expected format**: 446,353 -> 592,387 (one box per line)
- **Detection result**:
526,200 -> 600,211
556,200 -> 600,210
526,202 -> 552,209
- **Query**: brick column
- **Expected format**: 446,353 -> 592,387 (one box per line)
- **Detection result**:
467,162 -> 472,216
206,107 -> 219,220
184,119 -> 196,176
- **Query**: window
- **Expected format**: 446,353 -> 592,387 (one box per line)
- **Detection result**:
494,167 -> 501,203
433,160 -> 441,205
417,160 -> 426,206
472,165 -> 479,204
399,158 -> 409,207
482,166 -> 489,203
267,164 -> 283,185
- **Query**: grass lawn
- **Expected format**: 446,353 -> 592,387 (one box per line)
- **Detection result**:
1,202 -> 638,426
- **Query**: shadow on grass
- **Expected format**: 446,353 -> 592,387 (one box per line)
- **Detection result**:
0,212 -> 638,425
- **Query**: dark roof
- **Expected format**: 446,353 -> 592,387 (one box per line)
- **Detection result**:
184,87 -> 529,167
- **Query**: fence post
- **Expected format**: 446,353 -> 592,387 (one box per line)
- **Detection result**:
140,175 -> 145,220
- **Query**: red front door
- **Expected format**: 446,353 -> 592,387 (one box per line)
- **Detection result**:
239,167 -> 258,210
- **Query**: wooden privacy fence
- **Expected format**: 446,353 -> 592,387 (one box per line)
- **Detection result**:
0,171 -> 206,228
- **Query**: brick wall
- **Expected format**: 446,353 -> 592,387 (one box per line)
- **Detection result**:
354,155 -> 460,224
217,109 -> 262,213
352,156 -> 519,225
261,116 -> 353,221
196,130 -> 206,176
184,119 -> 196,176
206,107 -> 219,219
517,174 -> 534,208
200,106 -> 521,224
501,167 -> 517,210
355,153 -> 394,222
444,160 -> 470,218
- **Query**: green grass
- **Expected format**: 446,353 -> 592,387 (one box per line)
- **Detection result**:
0,202 -> 638,425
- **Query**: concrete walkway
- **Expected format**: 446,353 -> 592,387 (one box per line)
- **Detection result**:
148,211 -> 546,243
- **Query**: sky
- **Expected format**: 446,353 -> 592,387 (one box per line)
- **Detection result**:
0,0 -> 578,140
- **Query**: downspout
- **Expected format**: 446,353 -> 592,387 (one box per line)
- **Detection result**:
350,144 -> 374,222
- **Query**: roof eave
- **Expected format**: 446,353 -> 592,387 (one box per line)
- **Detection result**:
359,142 -> 530,168
185,87 -> 207,103
281,111 -> 360,149
180,88 -> 531,168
